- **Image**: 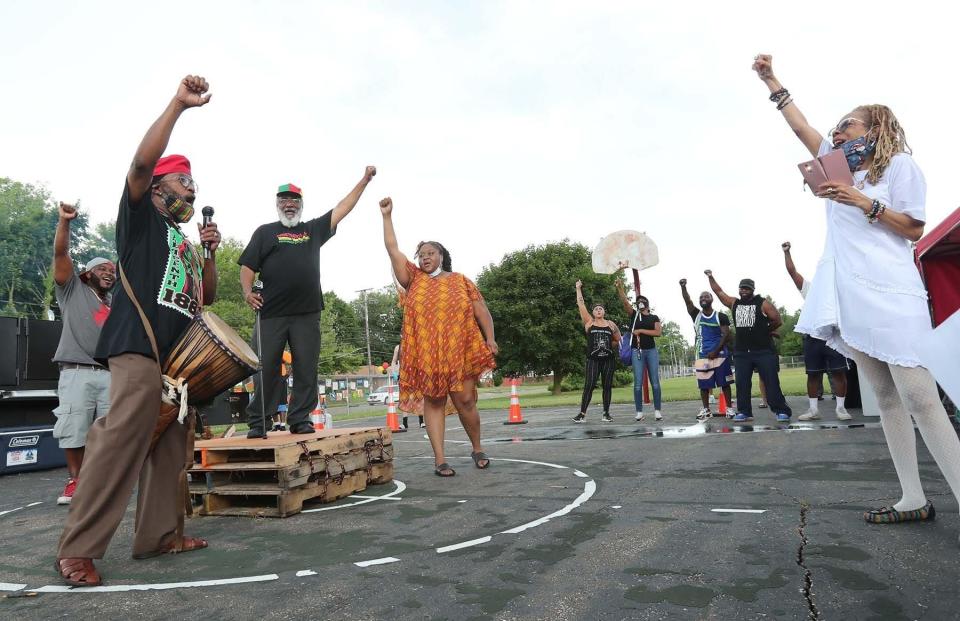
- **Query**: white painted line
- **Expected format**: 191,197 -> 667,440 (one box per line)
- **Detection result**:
611,505 -> 622,509
457,500 -> 467,503
295,570 -> 317,577
500,480 -> 597,535
30,574 -> 279,593
436,536 -> 492,554
349,495 -> 402,501
0,583 -> 26,591
573,470 -> 588,478
412,456 -> 568,470
711,508 -> 767,514
0,502 -> 42,518
354,557 -> 400,568
302,480 -> 406,513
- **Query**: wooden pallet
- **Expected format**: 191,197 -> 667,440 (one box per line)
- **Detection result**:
191,463 -> 395,518
193,427 -> 392,468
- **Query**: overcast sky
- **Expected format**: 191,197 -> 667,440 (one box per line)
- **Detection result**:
2,1 -> 956,345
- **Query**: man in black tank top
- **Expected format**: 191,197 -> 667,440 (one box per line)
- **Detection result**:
705,272 -> 792,422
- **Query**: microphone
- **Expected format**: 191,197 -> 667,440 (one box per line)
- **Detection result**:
201,206 -> 214,259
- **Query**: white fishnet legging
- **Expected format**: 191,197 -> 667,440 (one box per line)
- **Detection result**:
852,350 -> 960,511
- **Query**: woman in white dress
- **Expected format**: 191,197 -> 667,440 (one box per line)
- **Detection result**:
752,54 -> 960,531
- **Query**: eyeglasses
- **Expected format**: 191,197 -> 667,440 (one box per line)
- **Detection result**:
829,117 -> 867,135
171,174 -> 197,193
277,197 -> 302,205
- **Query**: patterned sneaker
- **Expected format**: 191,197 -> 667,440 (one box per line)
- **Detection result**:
57,478 -> 77,505
836,407 -> 852,421
733,413 -> 753,422
572,413 -> 586,424
696,408 -> 711,421
776,413 -> 791,422
864,501 -> 935,524
797,410 -> 821,421
601,413 -> 613,423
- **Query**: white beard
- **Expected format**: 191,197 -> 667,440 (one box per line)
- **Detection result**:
277,206 -> 302,228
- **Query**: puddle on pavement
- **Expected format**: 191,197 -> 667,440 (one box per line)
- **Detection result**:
483,422 -> 881,444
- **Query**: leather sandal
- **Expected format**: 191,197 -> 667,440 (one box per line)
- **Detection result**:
55,557 -> 102,587
470,451 -> 491,469
132,535 -> 208,559
434,462 -> 456,477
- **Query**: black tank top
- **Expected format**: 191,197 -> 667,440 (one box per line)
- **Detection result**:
586,324 -> 614,359
732,294 -> 773,352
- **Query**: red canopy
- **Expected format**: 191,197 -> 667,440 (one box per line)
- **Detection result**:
916,205 -> 960,326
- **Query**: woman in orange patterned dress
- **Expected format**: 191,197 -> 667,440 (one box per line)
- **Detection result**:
379,197 -> 497,477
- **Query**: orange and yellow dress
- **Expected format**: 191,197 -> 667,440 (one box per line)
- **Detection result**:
398,261 -> 496,413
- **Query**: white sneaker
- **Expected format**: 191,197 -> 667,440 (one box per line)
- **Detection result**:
836,407 -> 852,421
655,411 -> 662,421
635,412 -> 644,421
797,410 -> 821,421
696,408 -> 711,421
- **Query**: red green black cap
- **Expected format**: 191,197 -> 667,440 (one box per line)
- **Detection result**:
277,183 -> 302,197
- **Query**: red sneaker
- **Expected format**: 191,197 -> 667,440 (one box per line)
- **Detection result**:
57,478 -> 77,505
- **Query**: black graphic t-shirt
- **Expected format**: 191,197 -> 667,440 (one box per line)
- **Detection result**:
628,312 -> 660,350
95,182 -> 203,364
732,294 -> 773,352
586,324 -> 614,359
238,212 -> 336,319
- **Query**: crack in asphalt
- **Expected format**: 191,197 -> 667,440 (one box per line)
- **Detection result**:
796,501 -> 820,620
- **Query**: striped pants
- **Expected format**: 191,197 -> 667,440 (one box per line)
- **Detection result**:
580,356 -> 615,414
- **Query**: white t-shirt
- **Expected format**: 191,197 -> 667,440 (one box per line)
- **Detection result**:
796,141 -> 930,366
800,279 -> 811,300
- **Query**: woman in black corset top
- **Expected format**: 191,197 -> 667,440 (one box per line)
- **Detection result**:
573,280 -> 621,423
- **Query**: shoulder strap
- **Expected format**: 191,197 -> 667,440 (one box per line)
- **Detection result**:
118,262 -> 161,364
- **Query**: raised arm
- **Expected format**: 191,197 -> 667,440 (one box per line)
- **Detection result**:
761,300 -> 783,332
704,270 -> 736,309
331,166 -> 376,229
679,278 -> 698,319
614,277 -> 633,314
127,75 -> 211,203
574,280 -> 592,327
751,55 -> 823,158
472,299 -> 499,355
781,242 -> 805,291
379,197 -> 411,288
53,202 -> 78,286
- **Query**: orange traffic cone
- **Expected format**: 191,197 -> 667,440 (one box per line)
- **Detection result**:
504,379 -> 528,425
386,384 -> 402,432
717,392 -> 727,417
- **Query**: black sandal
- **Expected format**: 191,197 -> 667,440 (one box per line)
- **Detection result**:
434,462 -> 456,477
471,451 -> 491,469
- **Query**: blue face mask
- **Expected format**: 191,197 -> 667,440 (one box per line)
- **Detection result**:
836,135 -> 876,173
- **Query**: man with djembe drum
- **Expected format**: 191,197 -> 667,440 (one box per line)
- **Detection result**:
55,75 -> 220,587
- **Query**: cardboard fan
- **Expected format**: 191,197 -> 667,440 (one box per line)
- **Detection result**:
592,230 -> 659,274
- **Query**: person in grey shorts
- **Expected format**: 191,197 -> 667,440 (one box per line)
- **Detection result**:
52,201 -> 114,504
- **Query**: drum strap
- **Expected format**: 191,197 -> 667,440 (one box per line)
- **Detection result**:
118,262 -> 161,364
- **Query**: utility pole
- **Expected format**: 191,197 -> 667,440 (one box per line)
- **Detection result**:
357,288 -> 374,392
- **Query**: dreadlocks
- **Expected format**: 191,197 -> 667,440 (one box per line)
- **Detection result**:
855,104 -> 911,185
416,240 -> 452,272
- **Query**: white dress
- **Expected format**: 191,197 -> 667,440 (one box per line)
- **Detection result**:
796,141 -> 931,367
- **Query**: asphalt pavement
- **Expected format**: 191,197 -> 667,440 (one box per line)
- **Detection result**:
1,397 -> 957,620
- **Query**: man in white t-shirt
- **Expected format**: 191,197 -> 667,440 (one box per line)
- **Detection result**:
782,242 -> 851,420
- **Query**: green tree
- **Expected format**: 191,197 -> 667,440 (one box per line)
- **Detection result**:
477,240 -> 625,394
321,291 -> 366,373
351,287 -> 403,367
656,320 -> 692,369
207,238 -> 255,342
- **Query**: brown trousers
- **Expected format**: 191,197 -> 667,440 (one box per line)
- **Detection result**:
58,353 -> 186,559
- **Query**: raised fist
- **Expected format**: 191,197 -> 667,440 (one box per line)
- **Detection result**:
379,197 -> 393,216
704,269 -> 713,277
782,242 -> 791,252
751,54 -> 775,81
575,279 -> 582,289
679,278 -> 687,287
58,202 -> 78,221
365,166 -> 377,181
175,75 -> 211,109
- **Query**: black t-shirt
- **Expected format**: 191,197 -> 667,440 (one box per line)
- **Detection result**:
238,212 -> 336,319
586,324 -> 614,359
628,312 -> 660,350
732,294 -> 773,352
95,182 -> 203,364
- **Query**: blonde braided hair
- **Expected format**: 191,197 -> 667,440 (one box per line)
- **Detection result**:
854,104 -> 911,184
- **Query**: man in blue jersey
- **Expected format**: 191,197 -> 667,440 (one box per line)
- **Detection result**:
680,279 -> 734,419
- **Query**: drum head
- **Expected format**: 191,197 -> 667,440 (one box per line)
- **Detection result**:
202,311 -> 259,367
592,230 -> 659,274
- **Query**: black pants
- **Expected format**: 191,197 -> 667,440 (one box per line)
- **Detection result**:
247,311 -> 321,429
580,356 -> 615,414
734,349 -> 792,417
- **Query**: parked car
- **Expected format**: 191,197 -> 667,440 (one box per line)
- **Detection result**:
367,387 -> 396,405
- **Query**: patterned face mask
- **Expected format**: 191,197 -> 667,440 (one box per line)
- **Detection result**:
162,193 -> 195,223
836,135 -> 876,173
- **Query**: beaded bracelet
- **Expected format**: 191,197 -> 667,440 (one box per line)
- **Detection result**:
776,96 -> 793,111
867,200 -> 887,223
769,88 -> 788,102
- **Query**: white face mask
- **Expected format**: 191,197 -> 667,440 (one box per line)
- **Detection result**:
277,205 -> 302,228
428,266 -> 443,277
